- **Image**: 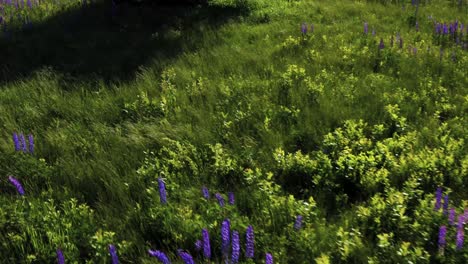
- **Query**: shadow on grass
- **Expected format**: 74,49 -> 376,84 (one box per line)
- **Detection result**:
0,1 -> 244,86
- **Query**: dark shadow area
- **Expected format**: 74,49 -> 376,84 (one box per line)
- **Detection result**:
0,1 -> 244,86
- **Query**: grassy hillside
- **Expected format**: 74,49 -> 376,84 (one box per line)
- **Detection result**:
0,0 -> 467,263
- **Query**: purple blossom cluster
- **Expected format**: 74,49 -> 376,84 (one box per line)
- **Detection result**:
8,175 -> 25,196
12,132 -> 34,154
148,249 -> 171,264
433,20 -> 467,48
435,187 -> 466,252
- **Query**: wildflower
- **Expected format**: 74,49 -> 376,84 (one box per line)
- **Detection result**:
20,133 -> 27,152
158,178 -> 167,204
457,214 -> 465,229
202,186 -> 210,199
221,219 -> 231,257
108,244 -> 119,264
8,176 -> 25,196
194,240 -> 202,252
443,195 -> 449,215
246,225 -> 254,259
178,250 -> 195,264
301,23 -> 307,35
435,187 -> 442,211
231,231 -> 240,264
202,228 -> 211,259
443,23 -> 448,35
56,249 -> 65,264
26,0 -> 31,8
449,208 -> 455,225
215,193 -> 225,207
12,132 -> 20,151
456,228 -> 464,250
294,215 -> 303,230
148,249 -> 171,264
228,192 -> 235,205
364,22 -> 368,34
435,23 -> 441,34
378,38 -> 384,50
266,253 -> 274,264
438,225 -> 447,250
28,134 -> 34,154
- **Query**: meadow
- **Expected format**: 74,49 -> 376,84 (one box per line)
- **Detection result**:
0,0 -> 467,263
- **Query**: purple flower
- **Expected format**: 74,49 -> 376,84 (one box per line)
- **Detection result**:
202,228 -> 211,259
378,38 -> 384,50
202,186 -> 209,199
215,193 -> 225,207
443,195 -> 449,215
438,225 -> 447,250
20,133 -> 27,152
221,219 -> 231,257
413,47 -> 417,55
178,250 -> 195,264
301,23 -> 307,34
443,23 -> 448,35
294,215 -> 303,230
228,192 -> 235,205
435,187 -> 442,211
246,225 -> 254,259
194,240 -> 202,252
456,228 -> 464,250
108,244 -> 119,264
449,208 -> 456,225
56,249 -> 65,264
8,176 -> 24,196
148,249 -> 171,264
26,0 -> 31,8
231,231 -> 240,264
28,134 -> 34,154
364,22 -> 368,34
158,178 -> 167,204
435,23 -> 441,34
13,132 -> 20,151
266,253 -> 274,264
457,214 -> 465,229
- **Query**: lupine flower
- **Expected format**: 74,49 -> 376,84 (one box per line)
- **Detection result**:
178,250 -> 195,264
194,240 -> 202,252
26,0 -> 31,8
456,228 -> 464,250
202,186 -> 210,199
364,22 -> 368,34
378,38 -> 384,50
449,208 -> 456,225
215,193 -> 225,207
231,231 -> 240,264
435,187 -> 442,211
20,133 -> 27,152
221,219 -> 231,257
28,134 -> 34,154
443,23 -> 448,34
8,176 -> 25,196
228,192 -> 235,205
435,23 -> 441,34
294,215 -> 303,230
301,23 -> 307,34
438,225 -> 447,250
457,214 -> 465,229
246,225 -> 254,259
202,228 -> 211,259
158,178 -> 167,204
108,244 -> 119,264
13,132 -> 20,151
148,249 -> 171,264
266,253 -> 274,264
56,248 -> 65,264
443,195 -> 449,215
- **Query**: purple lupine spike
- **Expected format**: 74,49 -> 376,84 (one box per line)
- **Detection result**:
266,253 -> 274,264
202,186 -> 210,199
221,219 -> 231,257
13,132 -> 20,151
26,0 -> 31,8
148,249 -> 171,264
194,240 -> 202,252
435,23 -> 441,34
20,133 -> 27,152
443,195 -> 449,215
438,225 -> 447,250
8,176 -> 25,196
301,23 -> 307,35
456,228 -> 464,250
246,225 -> 254,259
108,244 -> 119,264
449,208 -> 456,225
215,193 -> 225,207
231,231 -> 240,264
294,215 -> 303,230
443,23 -> 448,35
178,250 -> 195,264
364,22 -> 368,34
435,187 -> 442,211
457,214 -> 465,229
228,192 -> 235,205
158,178 -> 167,204
378,38 -> 384,50
202,228 -> 211,259
464,209 -> 468,223
56,248 -> 65,264
28,134 -> 34,154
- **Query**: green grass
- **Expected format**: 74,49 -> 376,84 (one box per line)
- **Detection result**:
0,0 -> 467,263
